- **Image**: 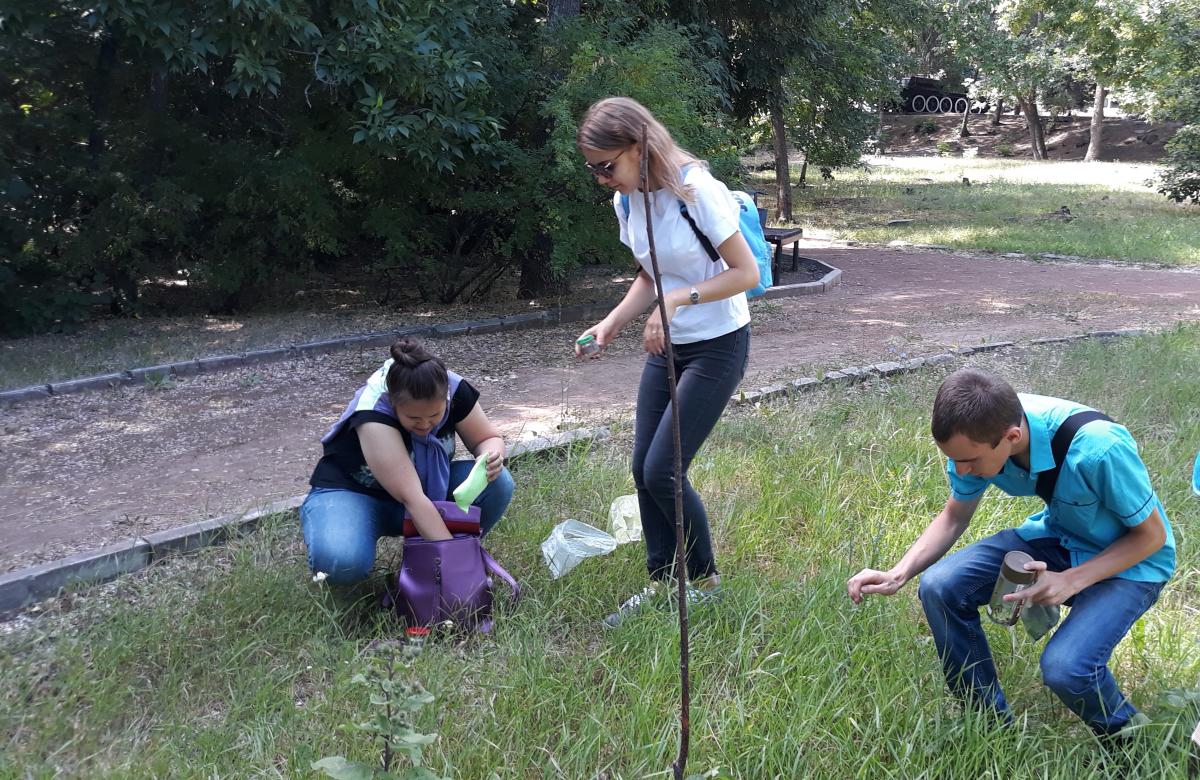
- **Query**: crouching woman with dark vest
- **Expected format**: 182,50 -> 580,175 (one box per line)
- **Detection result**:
301,339 -> 514,584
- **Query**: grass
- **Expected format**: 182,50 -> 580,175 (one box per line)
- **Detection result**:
752,156 -> 1200,266
2,327 -> 1199,778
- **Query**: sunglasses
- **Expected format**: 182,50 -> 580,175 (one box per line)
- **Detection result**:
584,148 -> 627,179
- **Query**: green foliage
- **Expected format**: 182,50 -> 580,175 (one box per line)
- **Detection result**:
915,118 -> 939,134
936,140 -> 955,157
0,0 -> 506,332
313,643 -> 448,780
540,19 -> 739,276
997,143 -> 1016,158
1158,125 -> 1200,205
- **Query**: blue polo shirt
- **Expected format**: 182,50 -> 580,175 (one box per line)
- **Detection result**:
947,393 -> 1175,583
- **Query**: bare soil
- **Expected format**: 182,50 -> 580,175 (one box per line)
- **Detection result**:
2,243 -> 1198,574
883,114 -> 1182,162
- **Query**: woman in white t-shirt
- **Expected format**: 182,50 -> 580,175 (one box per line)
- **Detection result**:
574,97 -> 759,627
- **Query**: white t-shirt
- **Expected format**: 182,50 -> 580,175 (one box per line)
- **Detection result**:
614,165 -> 751,344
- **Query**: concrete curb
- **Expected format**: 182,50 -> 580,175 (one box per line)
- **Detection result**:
0,264 -> 845,409
761,257 -> 843,299
0,427 -> 611,619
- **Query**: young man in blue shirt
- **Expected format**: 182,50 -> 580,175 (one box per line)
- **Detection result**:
847,369 -> 1174,736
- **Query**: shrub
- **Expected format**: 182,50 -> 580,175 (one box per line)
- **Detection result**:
1158,124 -> 1200,205
997,143 -> 1015,157
914,118 -> 939,134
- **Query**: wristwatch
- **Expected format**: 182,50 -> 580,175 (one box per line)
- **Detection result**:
689,286 -> 700,305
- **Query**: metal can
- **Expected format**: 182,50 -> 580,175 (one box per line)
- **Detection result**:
985,550 -> 1037,626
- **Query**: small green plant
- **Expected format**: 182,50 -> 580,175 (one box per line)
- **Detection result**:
239,372 -> 263,388
996,143 -> 1015,157
313,641 -> 449,780
144,372 -> 176,391
914,118 -> 939,134
936,141 -> 955,157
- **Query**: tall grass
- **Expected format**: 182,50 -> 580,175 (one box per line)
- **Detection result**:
2,328 -> 1198,778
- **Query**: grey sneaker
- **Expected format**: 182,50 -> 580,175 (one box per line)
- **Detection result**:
602,585 -> 662,628
684,582 -> 724,607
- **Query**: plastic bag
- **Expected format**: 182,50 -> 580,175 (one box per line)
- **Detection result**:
452,453 -> 490,512
608,494 -> 642,545
1191,450 -> 1200,497
540,519 -> 618,579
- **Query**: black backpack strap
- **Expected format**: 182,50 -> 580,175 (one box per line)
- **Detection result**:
678,204 -> 721,262
1034,410 -> 1113,504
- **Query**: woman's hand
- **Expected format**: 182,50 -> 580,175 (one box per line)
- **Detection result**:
576,318 -> 620,359
642,294 -> 681,355
475,439 -> 505,481
409,495 -> 453,541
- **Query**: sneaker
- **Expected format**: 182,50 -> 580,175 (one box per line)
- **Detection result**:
602,584 -> 663,628
684,582 -> 724,607
683,575 -> 723,607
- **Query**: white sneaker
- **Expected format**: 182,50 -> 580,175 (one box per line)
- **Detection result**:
602,585 -> 662,628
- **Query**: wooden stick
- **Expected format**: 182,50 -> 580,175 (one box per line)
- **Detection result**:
638,123 -> 691,780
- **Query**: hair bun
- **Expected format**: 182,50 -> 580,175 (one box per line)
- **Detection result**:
385,338 -> 448,403
390,338 -> 431,368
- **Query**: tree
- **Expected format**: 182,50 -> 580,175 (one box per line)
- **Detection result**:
784,1 -> 910,181
1023,0 -> 1154,161
1137,0 -> 1200,203
950,0 -> 1071,160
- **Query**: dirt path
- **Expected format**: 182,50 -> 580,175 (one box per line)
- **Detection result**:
2,245 -> 1198,573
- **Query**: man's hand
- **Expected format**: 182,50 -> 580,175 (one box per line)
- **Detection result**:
847,568 -> 906,604
1003,561 -> 1081,606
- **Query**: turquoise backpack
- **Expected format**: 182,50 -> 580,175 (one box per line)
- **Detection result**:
619,188 -> 773,298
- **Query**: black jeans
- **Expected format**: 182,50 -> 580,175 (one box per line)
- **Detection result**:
632,324 -> 750,582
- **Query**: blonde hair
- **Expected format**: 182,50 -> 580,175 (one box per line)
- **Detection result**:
577,96 -> 707,203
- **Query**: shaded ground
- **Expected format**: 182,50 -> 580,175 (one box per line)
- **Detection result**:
2,244 -> 1199,573
882,114 -> 1182,162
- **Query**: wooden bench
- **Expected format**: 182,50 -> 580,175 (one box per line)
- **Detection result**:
761,225 -> 804,282
750,202 -> 804,282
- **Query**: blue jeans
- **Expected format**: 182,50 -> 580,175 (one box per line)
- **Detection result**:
633,324 -> 750,582
300,462 -> 515,584
918,529 -> 1163,734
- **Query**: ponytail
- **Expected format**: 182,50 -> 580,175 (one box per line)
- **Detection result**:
386,339 -> 448,404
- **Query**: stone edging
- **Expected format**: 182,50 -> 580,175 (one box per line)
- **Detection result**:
0,426 -> 609,619
0,262 -> 842,409
761,257 -> 842,299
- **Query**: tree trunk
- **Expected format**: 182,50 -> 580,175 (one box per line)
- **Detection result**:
991,98 -> 1004,126
518,233 -> 558,298
959,101 -> 971,138
876,99 -> 886,154
1019,94 -> 1047,160
1085,83 -> 1106,162
87,30 -> 119,164
769,100 -> 792,222
518,0 -> 582,298
798,157 -> 808,186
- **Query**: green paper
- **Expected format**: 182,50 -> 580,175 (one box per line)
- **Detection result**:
452,452 -> 490,512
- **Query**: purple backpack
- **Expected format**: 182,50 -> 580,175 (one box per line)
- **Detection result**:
392,502 -> 520,633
